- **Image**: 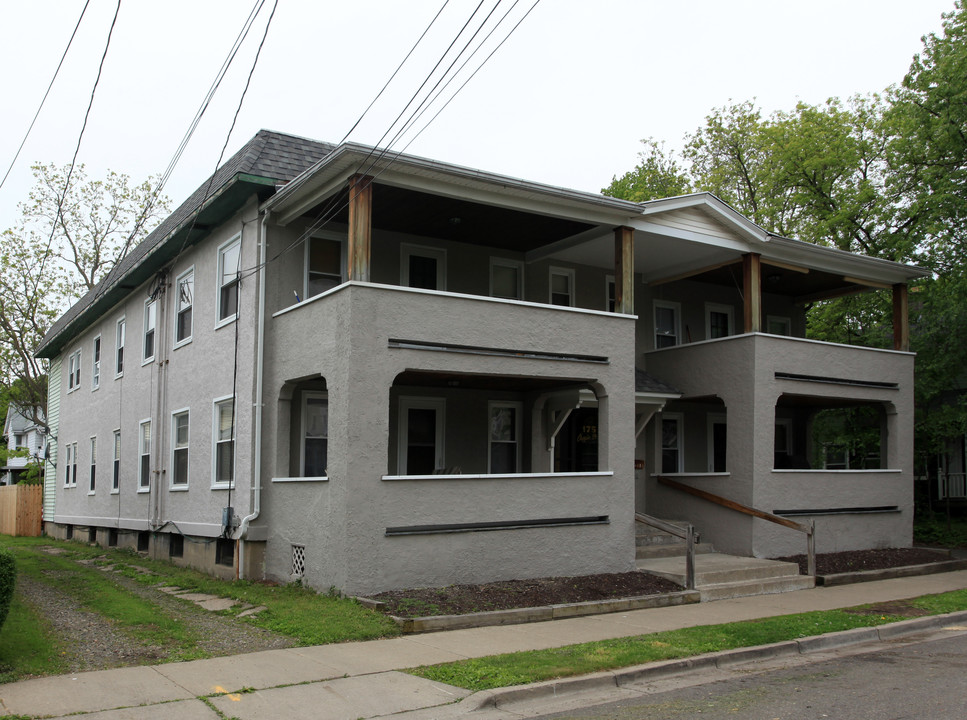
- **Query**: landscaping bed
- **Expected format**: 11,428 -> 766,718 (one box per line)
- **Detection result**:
773,547 -> 951,575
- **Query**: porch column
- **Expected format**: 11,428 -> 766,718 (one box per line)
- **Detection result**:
892,283 -> 910,352
742,252 -> 762,333
614,226 -> 634,314
348,174 -> 373,282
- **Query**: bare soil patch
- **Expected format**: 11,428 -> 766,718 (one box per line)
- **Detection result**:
368,572 -> 682,617
773,547 -> 950,576
844,600 -> 931,617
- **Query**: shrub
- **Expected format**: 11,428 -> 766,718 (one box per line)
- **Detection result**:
0,548 -> 15,630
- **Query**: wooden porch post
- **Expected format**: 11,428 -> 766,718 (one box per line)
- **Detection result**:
893,283 -> 910,351
614,226 -> 634,314
348,174 -> 373,282
742,252 -> 762,333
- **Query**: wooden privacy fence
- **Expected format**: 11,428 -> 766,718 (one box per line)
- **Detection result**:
0,484 -> 43,537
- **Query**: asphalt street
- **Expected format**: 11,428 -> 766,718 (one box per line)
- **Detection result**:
528,629 -> 967,720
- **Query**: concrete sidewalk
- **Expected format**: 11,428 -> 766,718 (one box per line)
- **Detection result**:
3,570 -> 967,720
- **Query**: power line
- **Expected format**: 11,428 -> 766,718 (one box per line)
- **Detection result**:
0,0 -> 92,193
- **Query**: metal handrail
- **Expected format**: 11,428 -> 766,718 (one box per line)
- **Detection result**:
635,511 -> 696,590
657,475 -> 816,577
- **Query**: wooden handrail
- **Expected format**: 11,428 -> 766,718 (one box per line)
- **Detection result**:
635,512 -> 696,590
657,476 -> 816,577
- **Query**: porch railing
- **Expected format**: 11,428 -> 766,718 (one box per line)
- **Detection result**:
634,512 -> 696,590
657,475 -> 816,578
939,471 -> 967,500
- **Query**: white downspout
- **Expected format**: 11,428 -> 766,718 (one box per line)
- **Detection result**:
238,209 -> 270,578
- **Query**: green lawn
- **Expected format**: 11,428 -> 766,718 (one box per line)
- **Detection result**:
0,535 -> 400,681
409,589 -> 967,691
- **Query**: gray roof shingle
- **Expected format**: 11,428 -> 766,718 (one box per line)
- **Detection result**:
635,368 -> 680,395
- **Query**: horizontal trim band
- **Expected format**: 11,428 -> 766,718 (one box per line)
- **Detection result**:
775,371 -> 899,390
774,505 -> 900,516
388,338 -> 608,364
385,515 -> 609,536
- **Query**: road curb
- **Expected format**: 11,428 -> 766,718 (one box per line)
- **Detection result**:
471,610 -> 967,711
818,559 -> 967,586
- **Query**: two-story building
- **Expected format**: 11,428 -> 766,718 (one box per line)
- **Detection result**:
36,131 -> 927,595
2,404 -> 46,486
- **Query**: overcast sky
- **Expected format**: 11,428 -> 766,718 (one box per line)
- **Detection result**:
0,0 -> 956,233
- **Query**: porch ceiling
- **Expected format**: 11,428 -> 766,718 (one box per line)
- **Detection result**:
300,183 -> 598,252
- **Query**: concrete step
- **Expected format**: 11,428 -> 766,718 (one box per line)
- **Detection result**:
637,552 -> 814,600
635,542 -> 716,560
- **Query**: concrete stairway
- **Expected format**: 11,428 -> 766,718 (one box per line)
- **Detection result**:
635,520 -> 815,601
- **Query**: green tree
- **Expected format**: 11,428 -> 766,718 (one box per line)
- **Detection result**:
603,139 -> 692,201
0,164 -> 168,426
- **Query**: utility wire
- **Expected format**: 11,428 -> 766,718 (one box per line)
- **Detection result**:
0,0 -> 91,193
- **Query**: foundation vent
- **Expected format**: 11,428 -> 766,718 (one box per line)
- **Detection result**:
291,544 -> 306,578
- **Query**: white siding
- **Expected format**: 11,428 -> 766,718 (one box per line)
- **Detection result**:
647,207 -> 742,242
44,358 -> 61,521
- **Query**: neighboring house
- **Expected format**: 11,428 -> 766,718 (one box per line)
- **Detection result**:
35,131 -> 928,594
2,404 -> 46,485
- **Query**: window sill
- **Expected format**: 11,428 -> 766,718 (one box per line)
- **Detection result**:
110,490 -> 119,495
169,485 -> 189,492
87,491 -> 95,496
215,316 -> 237,331
141,357 -> 155,367
271,476 -> 328,483
210,483 -> 235,490
173,338 -> 192,350
137,488 -> 150,494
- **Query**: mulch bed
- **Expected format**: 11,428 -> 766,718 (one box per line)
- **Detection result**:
773,547 -> 950,576
369,547 -> 956,618
368,572 -> 682,617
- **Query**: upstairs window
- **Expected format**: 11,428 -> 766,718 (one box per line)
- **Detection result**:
767,315 -> 792,336
490,259 -> 523,300
549,267 -> 574,307
115,318 -> 125,376
89,436 -> 96,493
661,414 -> 683,473
488,402 -> 521,474
302,393 -> 329,477
143,298 -> 156,363
91,336 -> 101,389
175,269 -> 193,346
112,429 -> 121,493
705,303 -> 733,340
68,350 -> 81,391
217,236 -> 241,324
306,236 -> 344,298
654,301 -> 681,349
401,244 -> 446,291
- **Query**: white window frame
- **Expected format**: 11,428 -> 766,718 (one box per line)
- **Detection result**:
170,409 -> 190,490
88,436 -> 97,494
112,429 -> 121,494
398,397 -> 446,475
401,243 -> 446,290
488,401 -> 522,474
91,335 -> 101,390
659,412 -> 683,474
216,235 -> 242,327
115,317 -> 125,378
766,315 -> 792,336
775,418 -> 794,455
705,302 -> 734,340
489,258 -> 523,300
142,297 -> 157,365
605,274 -> 616,313
653,300 -> 682,349
64,442 -> 77,487
174,267 -> 194,348
549,266 -> 575,307
212,396 -> 236,489
301,391 -> 329,478
138,419 -> 151,492
707,413 -> 727,473
304,232 -> 346,300
67,350 -> 81,392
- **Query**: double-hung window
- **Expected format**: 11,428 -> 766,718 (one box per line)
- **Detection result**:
89,437 -> 97,493
115,318 -> 125,376
490,258 -> 523,300
217,236 -> 241,324
305,235 -> 344,298
175,269 -> 193,346
398,397 -> 445,475
705,303 -> 733,340
660,414 -> 683,473
143,298 -> 156,363
302,392 -> 328,477
171,410 -> 189,488
654,301 -> 681,349
68,350 -> 81,391
112,430 -> 121,493
488,402 -> 522,474
64,442 -> 77,487
138,420 -> 151,491
549,267 -> 575,307
401,244 -> 446,290
213,398 -> 235,487
91,336 -> 101,389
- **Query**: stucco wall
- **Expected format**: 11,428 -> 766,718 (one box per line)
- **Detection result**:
260,281 -> 636,594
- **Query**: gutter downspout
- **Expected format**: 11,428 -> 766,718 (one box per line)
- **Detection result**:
238,209 -> 270,578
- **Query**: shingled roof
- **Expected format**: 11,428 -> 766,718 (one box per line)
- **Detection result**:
36,130 -> 334,358
635,368 -> 680,396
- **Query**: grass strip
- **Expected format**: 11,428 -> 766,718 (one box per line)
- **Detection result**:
0,536 -> 398,648
408,591 -> 967,691
0,592 -> 68,683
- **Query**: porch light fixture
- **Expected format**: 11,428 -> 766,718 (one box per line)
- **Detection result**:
448,217 -> 462,225
767,273 -> 782,285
